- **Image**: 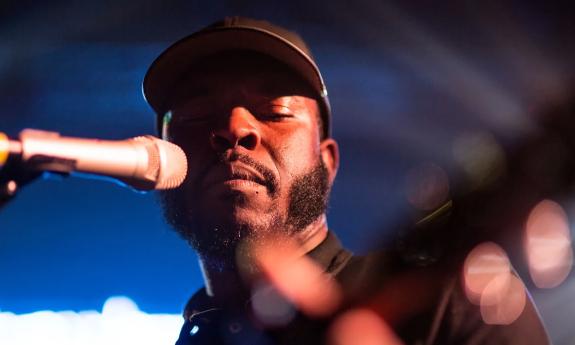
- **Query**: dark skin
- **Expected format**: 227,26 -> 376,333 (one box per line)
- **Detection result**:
163,53 -> 340,302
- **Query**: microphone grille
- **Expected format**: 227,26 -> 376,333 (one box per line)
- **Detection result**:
150,137 -> 188,190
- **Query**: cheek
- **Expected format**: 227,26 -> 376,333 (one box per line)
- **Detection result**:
168,122 -> 208,146
168,129 -> 213,184
270,130 -> 321,182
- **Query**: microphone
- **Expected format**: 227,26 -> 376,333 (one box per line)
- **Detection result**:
0,129 -> 187,191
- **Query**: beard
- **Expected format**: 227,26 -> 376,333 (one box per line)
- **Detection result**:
158,157 -> 330,259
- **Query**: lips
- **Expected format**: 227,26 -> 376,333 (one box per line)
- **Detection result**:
227,170 -> 266,185
203,164 -> 269,191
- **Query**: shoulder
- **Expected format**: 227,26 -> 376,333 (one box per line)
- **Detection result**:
430,273 -> 552,345
182,287 -> 212,320
335,248 -> 552,345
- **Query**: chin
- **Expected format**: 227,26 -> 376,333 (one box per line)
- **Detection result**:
202,187 -> 279,221
217,207 -> 279,234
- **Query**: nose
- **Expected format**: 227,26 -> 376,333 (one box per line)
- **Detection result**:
210,107 -> 261,152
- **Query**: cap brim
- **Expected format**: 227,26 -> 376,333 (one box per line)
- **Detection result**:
143,26 -> 326,116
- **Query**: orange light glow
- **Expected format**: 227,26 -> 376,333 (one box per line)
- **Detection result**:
328,308 -> 403,345
525,199 -> 573,288
252,238 -> 342,317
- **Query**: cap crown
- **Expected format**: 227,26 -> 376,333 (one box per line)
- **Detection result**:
143,16 -> 331,138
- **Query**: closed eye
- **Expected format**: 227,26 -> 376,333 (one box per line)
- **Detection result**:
256,113 -> 294,122
254,103 -> 295,121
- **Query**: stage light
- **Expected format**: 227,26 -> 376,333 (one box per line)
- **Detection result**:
0,296 -> 182,345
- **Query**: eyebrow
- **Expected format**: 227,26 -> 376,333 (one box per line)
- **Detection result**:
169,75 -> 313,113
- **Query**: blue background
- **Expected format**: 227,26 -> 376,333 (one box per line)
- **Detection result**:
1,1 -> 575,342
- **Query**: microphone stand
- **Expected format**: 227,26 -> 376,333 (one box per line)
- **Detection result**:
0,155 -> 41,210
0,180 -> 18,209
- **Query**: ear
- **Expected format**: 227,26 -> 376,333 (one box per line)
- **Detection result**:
320,138 -> 339,186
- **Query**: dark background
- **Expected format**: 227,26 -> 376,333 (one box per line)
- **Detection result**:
1,1 -> 574,343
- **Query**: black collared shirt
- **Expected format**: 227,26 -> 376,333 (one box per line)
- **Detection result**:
175,232 -> 551,345
175,232 -> 352,345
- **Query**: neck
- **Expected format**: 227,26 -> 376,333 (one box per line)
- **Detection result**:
198,215 -> 329,304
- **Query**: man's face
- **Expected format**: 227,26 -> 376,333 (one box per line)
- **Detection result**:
159,53 -> 338,258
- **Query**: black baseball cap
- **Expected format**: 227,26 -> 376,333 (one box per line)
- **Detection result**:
143,16 -> 332,138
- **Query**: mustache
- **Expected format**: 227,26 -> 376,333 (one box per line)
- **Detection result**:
217,152 -> 279,195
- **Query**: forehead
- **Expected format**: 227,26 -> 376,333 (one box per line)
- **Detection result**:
166,51 -> 318,107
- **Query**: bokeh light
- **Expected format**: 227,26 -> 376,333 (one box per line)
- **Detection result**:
524,199 -> 573,288
463,242 -> 511,305
250,282 -> 296,327
480,274 -> 526,325
463,242 -> 526,325
405,162 -> 449,211
452,131 -> 506,190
